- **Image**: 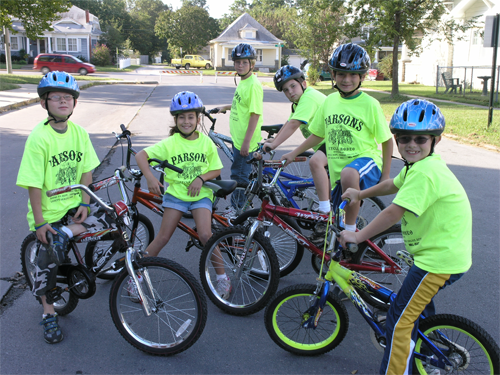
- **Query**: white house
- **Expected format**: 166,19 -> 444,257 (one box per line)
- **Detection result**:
209,13 -> 284,71
1,6 -> 102,62
400,0 -> 499,91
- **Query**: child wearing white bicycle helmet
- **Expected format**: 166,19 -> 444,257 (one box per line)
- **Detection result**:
282,43 -> 393,232
339,99 -> 472,374
135,91 -> 231,299
17,71 -> 108,344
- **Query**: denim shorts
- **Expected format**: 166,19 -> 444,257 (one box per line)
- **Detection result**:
162,193 -> 213,213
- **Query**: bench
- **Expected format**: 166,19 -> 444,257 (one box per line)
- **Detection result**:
441,72 -> 462,94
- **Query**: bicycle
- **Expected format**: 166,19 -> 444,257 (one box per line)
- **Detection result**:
264,202 -> 500,374
216,158 -> 405,299
21,168 -> 207,356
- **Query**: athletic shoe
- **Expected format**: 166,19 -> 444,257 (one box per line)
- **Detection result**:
40,313 -> 63,344
222,206 -> 238,219
216,276 -> 232,300
126,275 -> 142,303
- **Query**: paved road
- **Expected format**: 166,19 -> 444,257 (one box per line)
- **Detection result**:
0,73 -> 498,374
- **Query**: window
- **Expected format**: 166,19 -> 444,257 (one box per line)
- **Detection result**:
65,56 -> 77,64
245,31 -> 253,38
68,38 -> 78,52
10,36 -> 19,51
472,29 -> 483,46
56,38 -> 66,52
228,50 -> 232,61
256,49 -> 263,62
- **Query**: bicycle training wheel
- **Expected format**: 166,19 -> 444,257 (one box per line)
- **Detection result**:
351,225 -> 407,310
85,213 -> 154,279
413,314 -> 500,375
232,208 -> 304,277
200,225 -> 280,316
357,197 -> 385,230
20,233 -> 79,316
109,257 -> 207,356
264,284 -> 349,356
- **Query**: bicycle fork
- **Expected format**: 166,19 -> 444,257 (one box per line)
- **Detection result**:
235,220 -> 268,279
125,247 -> 153,316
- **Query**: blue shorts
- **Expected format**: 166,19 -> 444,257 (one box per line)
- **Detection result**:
344,157 -> 381,190
162,193 -> 213,213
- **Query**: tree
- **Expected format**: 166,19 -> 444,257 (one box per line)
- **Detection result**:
218,0 -> 251,31
1,0 -> 69,73
249,4 -> 296,46
344,0 -> 478,97
155,5 -> 220,57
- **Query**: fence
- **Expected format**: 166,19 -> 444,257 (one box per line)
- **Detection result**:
436,65 -> 500,102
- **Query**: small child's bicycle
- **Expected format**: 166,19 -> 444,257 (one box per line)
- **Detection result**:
264,201 -> 500,374
21,168 -> 208,356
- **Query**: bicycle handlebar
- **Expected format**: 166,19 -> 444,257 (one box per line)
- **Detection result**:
148,158 -> 183,174
47,183 -> 114,213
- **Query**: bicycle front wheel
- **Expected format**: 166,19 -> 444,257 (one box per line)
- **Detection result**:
413,314 -> 500,374
109,257 -> 207,356
264,284 -> 349,356
200,226 -> 280,316
357,197 -> 385,229
351,225 -> 407,310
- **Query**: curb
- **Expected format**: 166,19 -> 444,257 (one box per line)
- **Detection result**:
0,80 -> 158,114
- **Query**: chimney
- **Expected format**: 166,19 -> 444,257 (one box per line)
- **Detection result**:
85,10 -> 90,24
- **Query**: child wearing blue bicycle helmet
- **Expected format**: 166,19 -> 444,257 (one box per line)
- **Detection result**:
339,99 -> 472,374
135,91 -> 231,299
17,71 -> 110,344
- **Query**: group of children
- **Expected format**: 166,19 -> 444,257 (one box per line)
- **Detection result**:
16,42 -> 472,375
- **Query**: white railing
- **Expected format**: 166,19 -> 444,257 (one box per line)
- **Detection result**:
119,58 -> 131,69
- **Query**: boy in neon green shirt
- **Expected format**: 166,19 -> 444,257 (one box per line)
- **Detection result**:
339,99 -> 472,374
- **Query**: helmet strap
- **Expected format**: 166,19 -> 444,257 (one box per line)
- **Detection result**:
334,81 -> 361,98
43,97 -> 74,125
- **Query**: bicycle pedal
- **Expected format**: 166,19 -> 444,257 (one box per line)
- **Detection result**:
185,240 -> 195,252
45,286 -> 65,304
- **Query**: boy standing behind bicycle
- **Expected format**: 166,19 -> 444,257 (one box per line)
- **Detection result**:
340,99 -> 472,374
262,65 -> 330,215
282,43 -> 393,232
17,72 -> 111,344
211,43 -> 263,218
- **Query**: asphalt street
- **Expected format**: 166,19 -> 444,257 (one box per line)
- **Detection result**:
0,69 -> 498,374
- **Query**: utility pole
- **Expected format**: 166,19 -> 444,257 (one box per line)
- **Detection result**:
3,26 -> 13,74
485,14 -> 500,127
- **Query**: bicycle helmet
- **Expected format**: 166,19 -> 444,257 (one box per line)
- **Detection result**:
274,65 -> 305,92
328,43 -> 370,74
37,71 -> 80,99
170,91 -> 204,116
390,99 -> 445,136
231,43 -> 256,61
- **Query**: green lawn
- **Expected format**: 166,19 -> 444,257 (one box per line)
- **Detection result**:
95,65 -> 142,72
0,74 -> 120,91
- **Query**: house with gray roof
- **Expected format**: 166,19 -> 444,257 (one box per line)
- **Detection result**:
209,13 -> 284,71
1,5 -> 102,62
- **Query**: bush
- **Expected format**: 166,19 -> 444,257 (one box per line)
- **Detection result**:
306,66 -> 321,85
91,43 -> 112,66
378,55 -> 393,79
281,54 -> 289,67
77,55 -> 87,62
0,53 -> 5,63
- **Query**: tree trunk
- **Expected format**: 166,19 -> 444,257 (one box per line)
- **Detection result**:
391,12 -> 401,97
3,26 -> 13,74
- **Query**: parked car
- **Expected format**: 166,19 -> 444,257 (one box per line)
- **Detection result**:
302,63 -> 331,81
33,54 -> 96,75
171,55 -> 212,70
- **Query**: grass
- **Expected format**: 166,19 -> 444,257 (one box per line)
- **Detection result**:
262,80 -> 499,150
95,65 -> 142,72
0,74 -> 121,91
0,62 -> 28,70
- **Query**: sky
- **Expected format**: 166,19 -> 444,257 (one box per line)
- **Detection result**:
162,0 -> 236,19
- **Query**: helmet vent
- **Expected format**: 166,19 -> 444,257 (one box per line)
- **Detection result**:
52,73 -> 57,80
419,110 -> 425,122
403,109 -> 408,122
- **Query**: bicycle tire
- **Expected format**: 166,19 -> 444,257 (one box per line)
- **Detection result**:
413,314 -> 500,374
109,257 -> 207,356
199,225 -> 280,316
20,233 -> 79,316
85,214 -> 154,279
351,225 -> 407,310
232,208 -> 304,277
357,197 -> 385,230
264,284 -> 349,356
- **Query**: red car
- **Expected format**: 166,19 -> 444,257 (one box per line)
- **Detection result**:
34,53 -> 96,75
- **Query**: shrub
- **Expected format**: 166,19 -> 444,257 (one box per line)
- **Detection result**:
378,55 -> 393,79
77,55 -> 87,62
306,66 -> 321,85
0,53 -> 5,63
91,43 -> 112,66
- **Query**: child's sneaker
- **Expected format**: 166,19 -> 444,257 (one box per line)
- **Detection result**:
126,275 -> 142,303
222,206 -> 238,219
216,276 -> 232,300
40,313 -> 63,344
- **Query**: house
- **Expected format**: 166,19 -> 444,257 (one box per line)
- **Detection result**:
399,0 -> 499,90
1,5 -> 102,62
209,13 -> 284,71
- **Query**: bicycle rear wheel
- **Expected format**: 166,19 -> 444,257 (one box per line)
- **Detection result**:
200,226 -> 280,316
109,257 -> 207,356
264,284 -> 349,356
357,197 -> 385,229
413,314 -> 500,374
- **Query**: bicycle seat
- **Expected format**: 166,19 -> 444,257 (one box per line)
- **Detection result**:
204,180 -> 237,197
261,124 -> 283,137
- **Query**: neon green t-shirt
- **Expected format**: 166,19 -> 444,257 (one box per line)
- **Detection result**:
288,87 -> 326,152
144,132 -> 223,202
308,91 -> 392,184
393,154 -> 472,274
16,120 -> 100,230
229,74 -> 263,151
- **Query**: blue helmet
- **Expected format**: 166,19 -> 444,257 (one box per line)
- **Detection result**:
37,71 -> 80,99
328,43 -> 370,74
390,99 -> 445,136
231,43 -> 256,61
274,65 -> 305,91
170,91 -> 204,116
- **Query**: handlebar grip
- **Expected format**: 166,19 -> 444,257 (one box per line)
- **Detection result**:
120,124 -> 126,132
162,161 -> 183,174
46,186 -> 72,197
339,199 -> 350,210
